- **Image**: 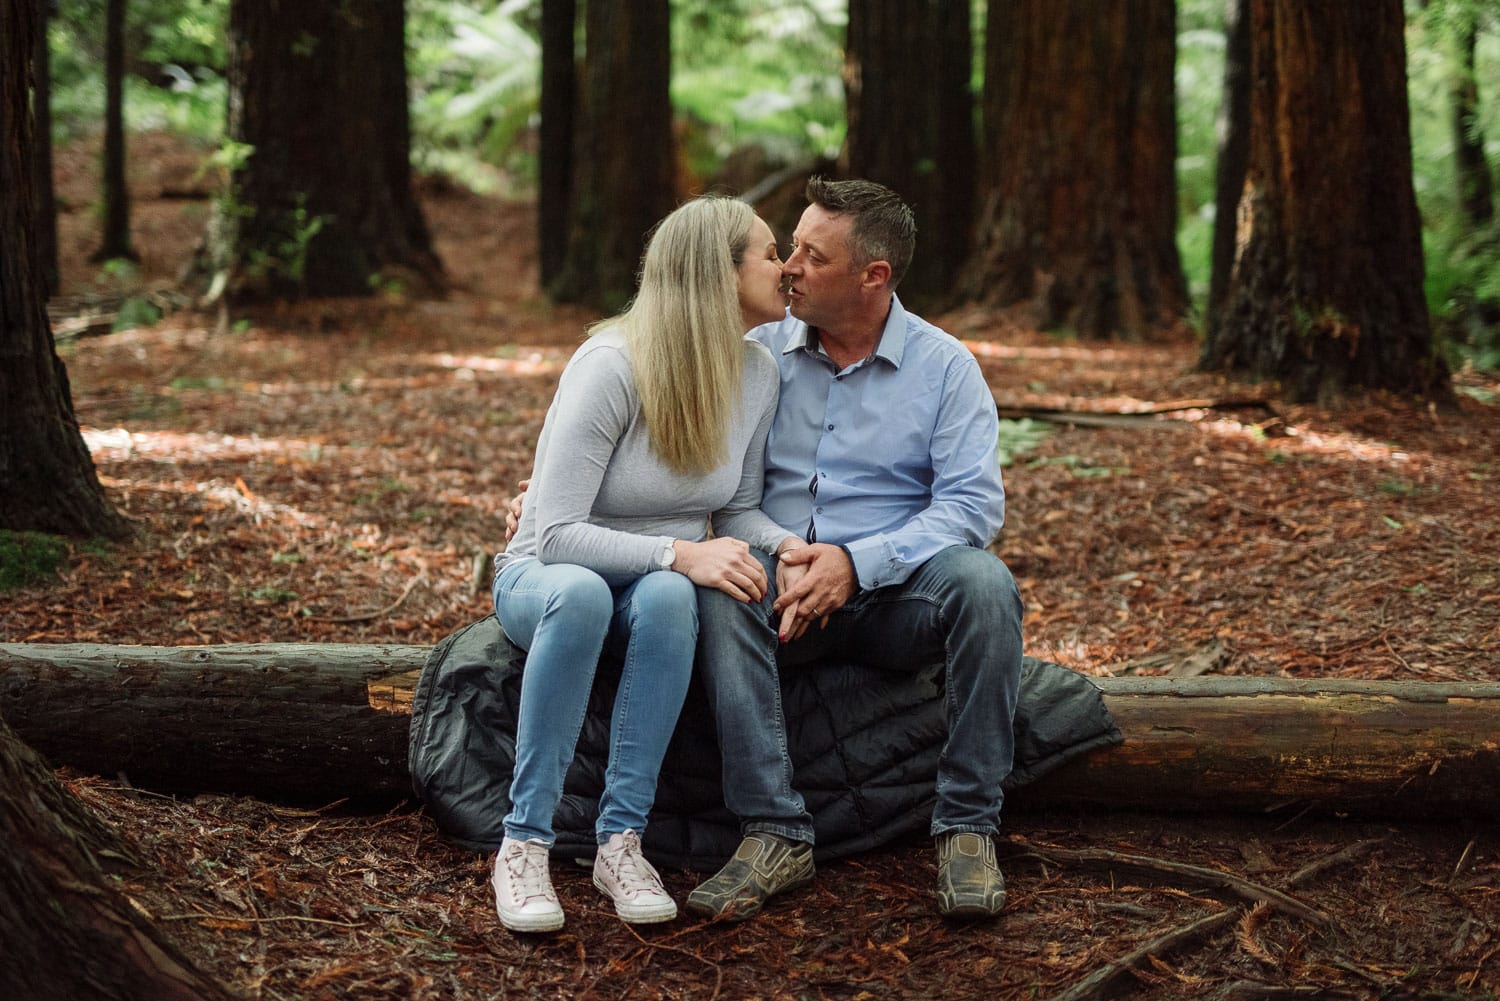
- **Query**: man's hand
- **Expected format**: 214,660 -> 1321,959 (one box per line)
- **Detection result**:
773,543 -> 857,641
503,478 -> 530,543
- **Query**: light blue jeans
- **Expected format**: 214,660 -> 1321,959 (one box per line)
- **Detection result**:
695,545 -> 1024,843
493,558 -> 698,845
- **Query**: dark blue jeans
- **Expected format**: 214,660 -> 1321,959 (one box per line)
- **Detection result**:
695,545 -> 1024,843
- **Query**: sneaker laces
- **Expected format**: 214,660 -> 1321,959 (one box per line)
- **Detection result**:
502,839 -> 556,905
603,830 -> 664,896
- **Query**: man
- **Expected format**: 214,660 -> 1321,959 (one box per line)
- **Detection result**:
683,177 -> 1022,921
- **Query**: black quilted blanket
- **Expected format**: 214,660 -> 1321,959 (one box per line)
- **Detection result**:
409,616 -> 1121,869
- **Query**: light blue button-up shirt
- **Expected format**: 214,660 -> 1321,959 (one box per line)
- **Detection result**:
749,295 -> 1006,590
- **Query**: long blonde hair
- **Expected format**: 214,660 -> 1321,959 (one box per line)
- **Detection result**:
593,196 -> 754,475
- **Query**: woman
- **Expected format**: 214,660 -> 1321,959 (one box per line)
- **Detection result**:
490,196 -> 791,932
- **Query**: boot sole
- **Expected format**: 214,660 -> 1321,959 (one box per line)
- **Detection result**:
496,904 -> 565,933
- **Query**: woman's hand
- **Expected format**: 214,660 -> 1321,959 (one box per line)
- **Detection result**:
503,478 -> 530,542
670,537 -> 767,602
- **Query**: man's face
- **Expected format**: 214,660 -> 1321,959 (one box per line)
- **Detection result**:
782,204 -> 864,331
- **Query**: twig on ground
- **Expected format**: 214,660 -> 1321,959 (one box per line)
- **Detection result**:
1283,838 -> 1386,888
1043,907 -> 1238,1001
1016,843 -> 1333,928
305,575 -> 424,624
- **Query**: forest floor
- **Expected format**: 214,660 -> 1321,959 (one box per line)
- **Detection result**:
6,132 -> 1500,999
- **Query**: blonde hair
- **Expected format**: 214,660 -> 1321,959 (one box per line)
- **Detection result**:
592,196 -> 755,475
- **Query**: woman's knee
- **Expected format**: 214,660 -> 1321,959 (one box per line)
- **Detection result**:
628,571 -> 700,631
538,565 -> 614,629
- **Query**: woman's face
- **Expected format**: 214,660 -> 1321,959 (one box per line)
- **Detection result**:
737,216 -> 788,330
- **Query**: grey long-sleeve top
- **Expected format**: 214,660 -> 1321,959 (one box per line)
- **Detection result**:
497,327 -> 790,583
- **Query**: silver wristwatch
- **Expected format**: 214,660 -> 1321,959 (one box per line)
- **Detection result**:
658,540 -> 676,570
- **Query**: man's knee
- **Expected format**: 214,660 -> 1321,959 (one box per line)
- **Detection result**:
922,547 -> 1020,614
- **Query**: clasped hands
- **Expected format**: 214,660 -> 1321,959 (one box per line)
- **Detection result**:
503,480 -> 853,638
773,542 -> 856,643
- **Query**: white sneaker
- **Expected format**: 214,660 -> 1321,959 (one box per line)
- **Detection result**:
592,830 -> 677,923
493,837 -> 564,932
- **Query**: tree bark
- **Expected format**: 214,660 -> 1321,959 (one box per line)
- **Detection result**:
1207,0 -> 1250,327
547,0 -> 674,312
91,0 -> 136,264
0,1 -> 130,539
207,0 -> 443,301
537,0 -> 576,290
1199,0 -> 1452,404
843,0 -> 975,313
32,0 -> 59,294
3,643 -> 1499,821
0,711 -> 235,1000
1451,12 -> 1493,228
964,0 -> 1187,340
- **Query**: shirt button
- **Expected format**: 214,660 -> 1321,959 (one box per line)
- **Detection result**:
826,424 -> 835,431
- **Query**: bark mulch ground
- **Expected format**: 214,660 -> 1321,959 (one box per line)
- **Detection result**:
5,133 -> 1497,998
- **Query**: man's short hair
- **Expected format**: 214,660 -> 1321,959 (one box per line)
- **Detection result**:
805,176 -> 916,290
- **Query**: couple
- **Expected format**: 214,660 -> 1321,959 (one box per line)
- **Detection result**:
490,178 -> 1023,933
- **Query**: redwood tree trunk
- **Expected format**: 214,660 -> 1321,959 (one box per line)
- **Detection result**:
91,0 -> 136,263
1199,0 -> 1451,403
0,714 -> 234,1001
1207,0 -> 1250,325
964,0 -> 1187,340
548,0 -> 674,312
1452,14 -> 1493,228
537,0 -> 576,290
32,0 -> 59,294
0,2 -> 128,539
844,0 -> 974,312
210,0 -> 443,300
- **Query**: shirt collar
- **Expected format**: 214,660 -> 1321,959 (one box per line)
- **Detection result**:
784,294 -> 910,368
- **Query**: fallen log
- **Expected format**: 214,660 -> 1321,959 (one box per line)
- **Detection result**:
2,643 -> 1497,820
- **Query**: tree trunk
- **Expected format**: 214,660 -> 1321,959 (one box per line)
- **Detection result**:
0,2 -> 130,539
1206,0 -> 1250,327
3,643 -> 1499,821
0,712 -> 235,1000
547,0 -> 674,312
0,643 -> 417,803
32,0 -> 59,294
1451,13 -> 1493,228
964,0 -> 1187,340
537,0 -> 576,290
91,0 -> 136,264
843,0 -> 975,313
1199,0 -> 1452,404
208,0 -> 443,301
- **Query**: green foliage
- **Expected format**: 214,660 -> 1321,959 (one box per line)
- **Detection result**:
48,0 -> 227,144
672,0 -> 847,176
0,531 -> 69,591
113,295 -> 164,331
408,0 -> 539,192
1027,455 -> 1130,479
1408,2 -> 1500,371
1175,7 -> 1227,316
995,419 -> 1053,467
